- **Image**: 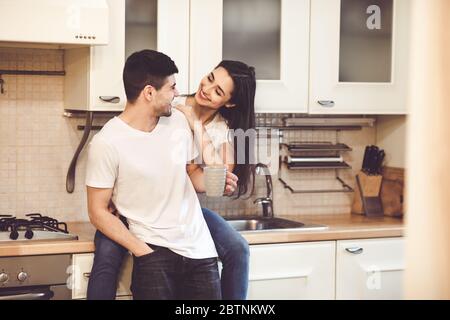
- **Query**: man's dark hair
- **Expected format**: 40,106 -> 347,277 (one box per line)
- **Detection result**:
123,49 -> 178,103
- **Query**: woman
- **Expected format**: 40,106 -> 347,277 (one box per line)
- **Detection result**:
87,60 -> 257,300
174,60 -> 256,198
175,60 -> 257,298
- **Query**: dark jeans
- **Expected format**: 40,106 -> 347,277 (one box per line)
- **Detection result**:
131,244 -> 221,300
87,208 -> 250,300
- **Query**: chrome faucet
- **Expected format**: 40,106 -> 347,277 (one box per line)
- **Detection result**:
253,163 -> 274,218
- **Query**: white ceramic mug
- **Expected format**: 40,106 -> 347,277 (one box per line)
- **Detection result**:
204,166 -> 227,197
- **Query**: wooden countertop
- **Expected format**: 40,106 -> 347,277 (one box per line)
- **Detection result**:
0,214 -> 403,257
244,214 -> 404,244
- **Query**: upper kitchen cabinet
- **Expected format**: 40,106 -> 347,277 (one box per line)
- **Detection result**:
309,0 -> 411,114
189,0 -> 310,113
64,0 -> 189,111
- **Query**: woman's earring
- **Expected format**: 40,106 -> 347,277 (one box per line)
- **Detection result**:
225,103 -> 236,108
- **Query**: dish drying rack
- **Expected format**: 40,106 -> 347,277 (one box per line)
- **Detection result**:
278,142 -> 354,194
275,118 -> 367,194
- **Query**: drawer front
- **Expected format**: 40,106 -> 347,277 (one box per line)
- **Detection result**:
336,237 -> 405,300
248,242 -> 335,300
71,253 -> 133,299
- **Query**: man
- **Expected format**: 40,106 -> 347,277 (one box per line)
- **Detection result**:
85,49 -> 238,299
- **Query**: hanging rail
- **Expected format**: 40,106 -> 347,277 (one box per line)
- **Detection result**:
0,70 -> 65,94
0,70 -> 65,76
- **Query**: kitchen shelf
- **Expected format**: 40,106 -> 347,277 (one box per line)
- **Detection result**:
283,117 -> 375,128
282,141 -> 352,170
278,176 -> 354,194
277,160 -> 354,194
259,125 -> 363,131
277,137 -> 354,194
285,142 -> 352,153
286,161 -> 352,170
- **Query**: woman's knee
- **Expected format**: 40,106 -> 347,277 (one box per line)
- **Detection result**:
200,207 -> 249,260
228,234 -> 250,260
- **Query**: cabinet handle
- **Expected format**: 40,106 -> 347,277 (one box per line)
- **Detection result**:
365,267 -> 404,274
99,96 -> 120,103
83,272 -> 91,278
345,247 -> 364,254
0,291 -> 54,300
318,100 -> 335,107
250,272 -> 310,281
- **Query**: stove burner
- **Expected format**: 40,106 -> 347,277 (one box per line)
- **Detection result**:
0,213 -> 69,240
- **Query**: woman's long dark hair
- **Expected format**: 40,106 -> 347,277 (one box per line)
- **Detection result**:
216,60 -> 257,198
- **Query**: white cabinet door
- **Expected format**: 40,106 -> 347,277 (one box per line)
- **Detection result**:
247,242 -> 335,300
64,0 -> 189,111
89,0 -> 126,111
189,0 -> 310,113
309,0 -> 411,114
71,253 -> 133,299
157,0 -> 190,94
65,0 -> 126,112
336,237 -> 405,300
124,0 -> 190,94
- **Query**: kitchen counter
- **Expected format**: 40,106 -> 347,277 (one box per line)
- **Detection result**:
244,214 -> 404,244
0,214 -> 404,257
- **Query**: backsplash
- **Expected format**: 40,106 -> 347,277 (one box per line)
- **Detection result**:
0,48 -> 377,221
199,124 -> 376,217
1,48 -> 92,221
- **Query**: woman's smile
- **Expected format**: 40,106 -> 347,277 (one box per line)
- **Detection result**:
199,89 -> 210,102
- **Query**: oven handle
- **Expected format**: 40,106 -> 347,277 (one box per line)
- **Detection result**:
0,290 -> 54,300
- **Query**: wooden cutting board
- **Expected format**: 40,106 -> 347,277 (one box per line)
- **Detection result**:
352,167 -> 404,217
380,167 -> 404,218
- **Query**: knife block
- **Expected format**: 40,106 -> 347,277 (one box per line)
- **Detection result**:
352,171 -> 384,216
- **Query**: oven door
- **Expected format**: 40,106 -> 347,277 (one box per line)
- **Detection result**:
0,285 -> 71,300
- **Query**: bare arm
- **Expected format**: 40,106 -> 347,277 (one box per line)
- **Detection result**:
87,186 -> 152,257
198,127 -> 235,172
175,104 -> 234,170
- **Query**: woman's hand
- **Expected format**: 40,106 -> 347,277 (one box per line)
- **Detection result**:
174,104 -> 200,131
224,171 -> 238,196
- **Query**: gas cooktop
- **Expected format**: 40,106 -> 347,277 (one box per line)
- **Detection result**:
0,213 -> 78,242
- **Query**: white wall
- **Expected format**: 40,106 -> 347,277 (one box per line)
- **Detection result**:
376,115 -> 407,168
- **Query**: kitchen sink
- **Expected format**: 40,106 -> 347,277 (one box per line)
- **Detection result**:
225,216 -> 328,233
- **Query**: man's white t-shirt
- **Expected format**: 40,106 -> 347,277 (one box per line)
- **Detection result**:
85,109 -> 218,259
